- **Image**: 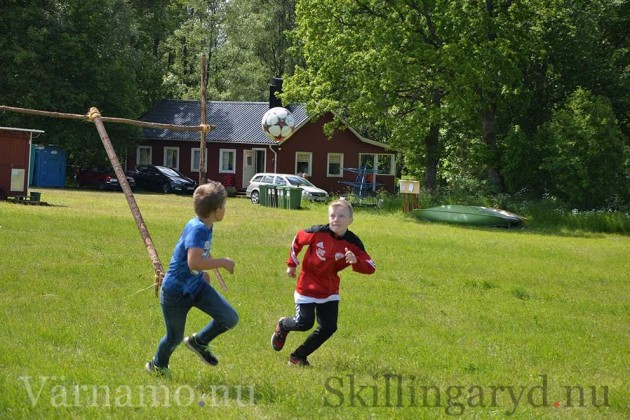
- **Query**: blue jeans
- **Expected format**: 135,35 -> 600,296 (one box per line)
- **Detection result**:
153,281 -> 238,368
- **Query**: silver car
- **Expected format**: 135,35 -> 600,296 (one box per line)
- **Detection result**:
246,173 -> 329,204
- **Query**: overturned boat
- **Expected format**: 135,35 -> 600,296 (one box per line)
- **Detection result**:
412,205 -> 524,228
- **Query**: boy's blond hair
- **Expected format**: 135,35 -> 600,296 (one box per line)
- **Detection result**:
193,181 -> 227,218
329,198 -> 353,218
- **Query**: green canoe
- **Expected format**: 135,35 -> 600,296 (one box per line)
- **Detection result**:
412,205 -> 524,228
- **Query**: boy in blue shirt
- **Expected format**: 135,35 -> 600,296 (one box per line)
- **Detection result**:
146,181 -> 238,374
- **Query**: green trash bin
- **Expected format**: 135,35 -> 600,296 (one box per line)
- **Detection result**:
258,184 -> 268,206
276,186 -> 289,209
287,187 -> 303,210
268,185 -> 279,208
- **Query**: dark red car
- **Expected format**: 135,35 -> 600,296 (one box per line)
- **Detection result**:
76,167 -> 136,191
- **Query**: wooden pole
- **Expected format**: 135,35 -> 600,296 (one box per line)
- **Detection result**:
199,54 -> 208,185
88,108 -> 165,295
0,105 -> 215,133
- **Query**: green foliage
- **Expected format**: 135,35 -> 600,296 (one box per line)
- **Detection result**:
539,88 -> 627,209
226,186 -> 237,197
510,196 -> 630,235
285,0 -> 630,206
501,125 -> 545,196
159,0 -> 228,99
0,0 -> 150,164
159,0 -> 299,101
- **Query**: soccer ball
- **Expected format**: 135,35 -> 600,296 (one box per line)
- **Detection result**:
261,107 -> 296,142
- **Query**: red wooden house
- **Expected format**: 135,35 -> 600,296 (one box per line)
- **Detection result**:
130,84 -> 396,195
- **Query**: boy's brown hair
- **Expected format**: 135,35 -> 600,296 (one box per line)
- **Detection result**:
329,198 -> 354,218
193,181 -> 227,218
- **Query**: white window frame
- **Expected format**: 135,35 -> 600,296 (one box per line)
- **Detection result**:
358,153 -> 395,175
295,151 -> 312,176
327,153 -> 344,177
219,149 -> 236,174
163,147 -> 180,170
377,153 -> 395,175
136,146 -> 152,165
191,148 -> 208,173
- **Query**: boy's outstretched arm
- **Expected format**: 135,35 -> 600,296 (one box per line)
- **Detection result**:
347,246 -> 376,275
187,247 -> 235,273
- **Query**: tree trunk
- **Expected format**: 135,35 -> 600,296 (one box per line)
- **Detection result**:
424,90 -> 442,192
424,124 -> 439,192
481,107 -> 504,190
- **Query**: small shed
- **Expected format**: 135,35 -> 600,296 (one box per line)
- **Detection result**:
0,127 -> 45,199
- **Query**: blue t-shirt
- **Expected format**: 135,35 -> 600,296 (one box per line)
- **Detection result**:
161,217 -> 213,296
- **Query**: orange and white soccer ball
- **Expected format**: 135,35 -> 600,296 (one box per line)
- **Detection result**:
261,107 -> 296,142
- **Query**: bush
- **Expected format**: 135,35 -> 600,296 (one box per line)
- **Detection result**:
539,88 -> 627,209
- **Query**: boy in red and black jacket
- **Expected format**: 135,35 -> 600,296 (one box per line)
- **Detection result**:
271,199 -> 376,366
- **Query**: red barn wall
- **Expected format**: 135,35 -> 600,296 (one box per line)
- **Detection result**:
126,140 -> 252,188
274,114 -> 395,194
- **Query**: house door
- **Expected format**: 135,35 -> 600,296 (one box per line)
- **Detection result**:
254,149 -> 266,172
242,149 -> 267,189
242,151 -> 254,189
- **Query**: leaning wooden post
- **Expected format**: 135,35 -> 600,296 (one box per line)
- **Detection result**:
199,54 -> 208,185
87,107 -> 165,295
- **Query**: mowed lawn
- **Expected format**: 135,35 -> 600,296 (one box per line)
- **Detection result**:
1,188 -> 628,419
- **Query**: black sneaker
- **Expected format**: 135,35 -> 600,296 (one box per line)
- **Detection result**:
184,334 -> 218,366
145,360 -> 170,376
271,317 -> 289,351
288,354 -> 310,367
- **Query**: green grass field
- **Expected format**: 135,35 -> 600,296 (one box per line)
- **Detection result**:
1,188 -> 628,419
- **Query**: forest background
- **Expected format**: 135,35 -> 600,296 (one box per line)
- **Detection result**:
0,0 -> 628,211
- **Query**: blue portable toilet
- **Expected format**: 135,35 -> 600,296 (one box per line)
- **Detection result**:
33,146 -> 67,188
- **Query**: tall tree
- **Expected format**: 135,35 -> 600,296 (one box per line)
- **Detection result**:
500,0 -> 629,198
158,0 -> 301,101
0,0 -> 150,165
284,0 -> 449,191
284,0 -> 628,200
159,0 -> 228,99
540,89 -> 626,209
220,0 -> 300,100
244,0 -> 300,78
283,0 -> 541,191
130,0 -> 186,104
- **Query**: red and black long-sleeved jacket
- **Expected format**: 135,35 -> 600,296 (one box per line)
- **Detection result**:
286,224 -> 376,299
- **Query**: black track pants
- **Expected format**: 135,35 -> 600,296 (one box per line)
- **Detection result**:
282,300 -> 339,358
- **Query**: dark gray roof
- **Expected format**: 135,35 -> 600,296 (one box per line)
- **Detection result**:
139,99 -> 309,145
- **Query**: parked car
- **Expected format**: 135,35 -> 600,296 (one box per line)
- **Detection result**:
76,167 -> 136,191
246,173 -> 329,204
127,165 -> 197,194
